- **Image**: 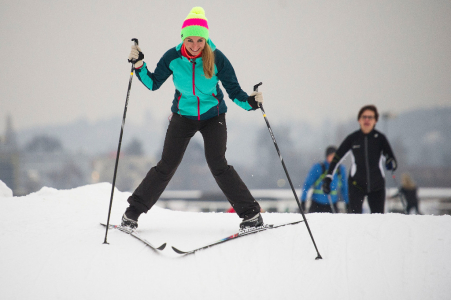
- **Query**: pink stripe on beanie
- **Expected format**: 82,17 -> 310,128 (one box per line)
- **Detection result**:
182,18 -> 209,29
181,7 -> 209,41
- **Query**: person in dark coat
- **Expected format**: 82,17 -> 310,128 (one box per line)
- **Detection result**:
322,105 -> 397,214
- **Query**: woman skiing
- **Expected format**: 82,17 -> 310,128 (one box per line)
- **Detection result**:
121,7 -> 264,230
322,105 -> 397,214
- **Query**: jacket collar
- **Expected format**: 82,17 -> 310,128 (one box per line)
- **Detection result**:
359,128 -> 378,136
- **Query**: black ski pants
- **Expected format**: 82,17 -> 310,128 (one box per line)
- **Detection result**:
127,113 -> 261,219
406,202 -> 420,214
348,183 -> 386,214
308,201 -> 338,213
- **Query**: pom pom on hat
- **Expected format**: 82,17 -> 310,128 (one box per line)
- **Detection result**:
186,7 -> 206,19
181,7 -> 209,41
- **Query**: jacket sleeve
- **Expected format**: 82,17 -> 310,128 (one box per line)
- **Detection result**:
134,49 -> 176,91
339,165 -> 349,204
327,134 -> 354,177
214,49 -> 252,111
381,133 -> 396,162
301,164 -> 322,201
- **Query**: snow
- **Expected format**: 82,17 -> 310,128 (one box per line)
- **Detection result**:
1,183 -> 450,300
0,180 -> 13,197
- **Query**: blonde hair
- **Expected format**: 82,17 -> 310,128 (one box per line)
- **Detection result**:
202,42 -> 215,79
401,173 -> 416,189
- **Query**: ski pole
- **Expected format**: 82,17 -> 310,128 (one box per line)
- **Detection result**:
327,195 -> 337,213
103,38 -> 139,244
391,171 -> 408,214
254,82 -> 322,260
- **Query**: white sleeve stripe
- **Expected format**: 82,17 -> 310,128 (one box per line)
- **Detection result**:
379,153 -> 385,178
331,149 -> 351,176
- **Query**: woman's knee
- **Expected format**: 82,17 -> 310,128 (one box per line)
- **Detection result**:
206,156 -> 228,175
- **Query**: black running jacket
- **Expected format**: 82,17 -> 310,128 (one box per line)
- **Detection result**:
326,129 -> 396,193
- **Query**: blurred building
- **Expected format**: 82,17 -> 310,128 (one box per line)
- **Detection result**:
21,149 -> 92,194
0,115 -> 20,194
91,153 -> 157,192
19,132 -> 91,194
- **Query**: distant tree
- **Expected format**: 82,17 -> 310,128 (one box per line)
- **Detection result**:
124,138 -> 144,156
253,125 -> 297,188
25,135 -> 63,153
166,139 -> 216,190
47,161 -> 84,189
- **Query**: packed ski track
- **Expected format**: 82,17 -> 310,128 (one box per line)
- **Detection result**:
1,183 -> 450,300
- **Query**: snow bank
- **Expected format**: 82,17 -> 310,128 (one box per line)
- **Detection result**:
0,183 -> 450,300
0,179 -> 13,197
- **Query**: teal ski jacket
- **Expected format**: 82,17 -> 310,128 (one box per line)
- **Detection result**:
134,39 -> 253,120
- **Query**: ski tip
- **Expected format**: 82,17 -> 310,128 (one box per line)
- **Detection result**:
171,246 -> 188,255
157,243 -> 167,251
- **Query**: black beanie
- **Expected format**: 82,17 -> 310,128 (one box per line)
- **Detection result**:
325,146 -> 337,157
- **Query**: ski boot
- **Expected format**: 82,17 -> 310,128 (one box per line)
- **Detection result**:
121,206 -> 141,230
240,212 -> 264,230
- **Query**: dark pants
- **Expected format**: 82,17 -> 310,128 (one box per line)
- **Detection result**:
406,202 -> 420,214
348,183 -> 385,214
309,201 -> 338,213
127,113 -> 261,219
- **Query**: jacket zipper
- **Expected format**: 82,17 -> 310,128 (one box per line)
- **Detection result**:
191,60 -> 200,120
177,93 -> 182,113
212,94 -> 220,116
364,136 -> 371,193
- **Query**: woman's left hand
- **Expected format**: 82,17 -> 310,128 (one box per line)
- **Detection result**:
386,158 -> 397,171
248,91 -> 263,109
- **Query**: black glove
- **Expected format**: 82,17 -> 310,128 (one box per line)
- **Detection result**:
386,158 -> 397,171
322,177 -> 332,194
247,91 -> 263,110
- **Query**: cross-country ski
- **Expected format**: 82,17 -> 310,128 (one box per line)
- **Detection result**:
172,220 -> 303,255
100,223 -> 166,251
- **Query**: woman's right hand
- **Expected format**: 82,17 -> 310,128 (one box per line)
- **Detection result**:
128,45 -> 144,68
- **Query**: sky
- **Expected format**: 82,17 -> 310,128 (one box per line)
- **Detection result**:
1,0 -> 450,134
1,182 -> 451,299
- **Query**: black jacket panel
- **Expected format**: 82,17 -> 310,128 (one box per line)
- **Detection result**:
327,129 -> 396,193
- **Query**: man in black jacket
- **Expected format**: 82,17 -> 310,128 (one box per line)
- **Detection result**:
322,105 -> 397,213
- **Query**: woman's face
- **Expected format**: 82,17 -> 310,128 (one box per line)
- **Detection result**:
183,36 -> 206,56
358,109 -> 377,134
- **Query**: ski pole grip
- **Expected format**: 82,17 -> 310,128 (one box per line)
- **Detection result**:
253,82 -> 262,92
128,38 -> 140,64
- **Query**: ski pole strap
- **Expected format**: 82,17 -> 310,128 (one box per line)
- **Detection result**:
313,189 -> 337,195
313,162 -> 330,188
313,173 -> 327,188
